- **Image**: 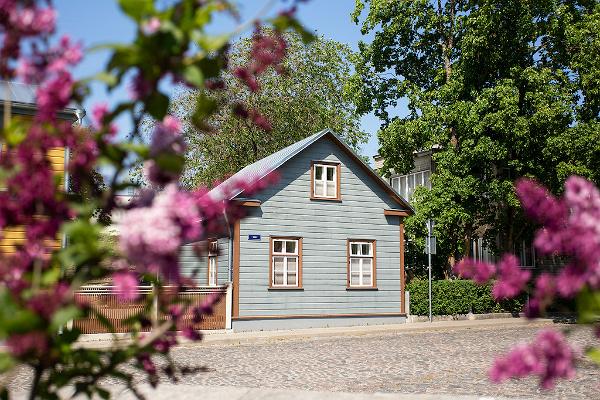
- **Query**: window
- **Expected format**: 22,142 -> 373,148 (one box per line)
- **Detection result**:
347,240 -> 376,288
270,237 -> 302,288
391,170 -> 431,202
207,240 -> 218,286
311,161 -> 340,200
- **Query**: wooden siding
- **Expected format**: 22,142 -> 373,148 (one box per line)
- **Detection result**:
0,116 -> 66,255
237,136 -> 402,317
180,238 -> 229,286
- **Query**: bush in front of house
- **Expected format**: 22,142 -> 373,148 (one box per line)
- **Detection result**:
407,279 -> 526,316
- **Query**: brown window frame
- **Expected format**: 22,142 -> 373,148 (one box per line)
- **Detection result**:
310,161 -> 341,201
207,239 -> 218,286
269,236 -> 303,290
346,239 -> 377,290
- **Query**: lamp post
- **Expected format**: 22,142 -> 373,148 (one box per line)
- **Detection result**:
426,219 -> 435,322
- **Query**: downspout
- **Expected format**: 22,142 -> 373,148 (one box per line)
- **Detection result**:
222,209 -> 234,330
222,209 -> 233,283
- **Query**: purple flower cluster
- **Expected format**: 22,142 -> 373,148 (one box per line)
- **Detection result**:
518,177 -> 600,299
492,254 -> 531,299
489,329 -> 577,389
144,116 -> 187,186
118,184 -> 201,283
0,0 -> 58,76
454,254 -> 530,300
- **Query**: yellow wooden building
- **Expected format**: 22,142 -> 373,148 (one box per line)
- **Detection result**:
0,80 -> 84,255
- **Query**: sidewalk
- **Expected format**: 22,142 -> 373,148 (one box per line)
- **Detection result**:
77,317 -> 555,348
110,384 -> 526,400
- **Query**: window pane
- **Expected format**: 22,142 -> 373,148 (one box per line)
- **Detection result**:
361,243 -> 371,256
391,177 -> 399,191
287,258 -> 297,286
424,170 -> 431,188
315,181 -> 324,196
326,182 -> 335,197
408,174 -> 415,190
350,258 -> 361,286
399,176 -> 407,198
285,240 -> 296,254
326,166 -> 335,181
351,243 -> 359,255
273,257 -> 284,285
273,240 -> 283,253
315,165 -> 323,180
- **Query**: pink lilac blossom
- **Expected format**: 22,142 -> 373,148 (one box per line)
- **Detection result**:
453,258 -> 496,284
525,273 -> 556,318
144,115 -> 186,185
112,271 -> 139,301
142,17 -> 161,35
517,177 -> 600,296
492,254 -> 531,300
6,331 -> 48,357
9,7 -> 56,34
118,184 -> 202,282
489,329 -> 577,389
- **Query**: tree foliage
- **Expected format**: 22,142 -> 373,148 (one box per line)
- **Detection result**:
172,32 -> 367,188
351,0 -> 600,275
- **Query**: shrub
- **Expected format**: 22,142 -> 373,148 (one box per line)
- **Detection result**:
407,279 -> 525,316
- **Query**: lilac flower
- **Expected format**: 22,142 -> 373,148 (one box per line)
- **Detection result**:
142,17 -> 161,35
112,271 -> 139,301
453,258 -> 496,284
6,331 -> 48,357
118,184 -> 202,283
92,102 -> 109,128
515,178 -> 567,229
492,254 -> 531,300
489,329 -> 577,389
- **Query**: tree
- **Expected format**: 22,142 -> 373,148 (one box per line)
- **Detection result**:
350,0 -> 600,276
171,32 -> 367,188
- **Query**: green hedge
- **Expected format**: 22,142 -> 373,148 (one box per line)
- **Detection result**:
406,279 -> 525,316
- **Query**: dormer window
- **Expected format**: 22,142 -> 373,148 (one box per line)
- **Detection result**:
310,161 -> 341,200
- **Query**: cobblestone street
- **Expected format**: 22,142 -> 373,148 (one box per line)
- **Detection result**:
164,324 -> 597,399
5,323 -> 599,399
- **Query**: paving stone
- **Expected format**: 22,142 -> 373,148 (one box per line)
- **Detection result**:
6,324 -> 598,399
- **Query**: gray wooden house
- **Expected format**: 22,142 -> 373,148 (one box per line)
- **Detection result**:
182,129 -> 413,331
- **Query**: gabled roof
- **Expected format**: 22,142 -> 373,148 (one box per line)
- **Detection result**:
209,128 -> 413,213
0,80 -> 84,121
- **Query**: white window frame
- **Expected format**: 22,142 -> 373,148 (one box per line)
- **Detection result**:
348,241 -> 375,288
390,170 -> 431,201
208,240 -> 218,286
271,238 -> 300,287
312,162 -> 338,199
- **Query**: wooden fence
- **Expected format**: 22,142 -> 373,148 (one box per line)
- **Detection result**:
73,285 -> 228,334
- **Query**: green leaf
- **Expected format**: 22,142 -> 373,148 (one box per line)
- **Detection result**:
587,347 -> 600,365
196,33 -> 230,52
146,91 -> 170,120
155,153 -> 185,174
270,15 -> 315,43
41,267 -> 62,286
1,118 -> 28,146
50,306 -> 83,332
183,65 -> 204,88
0,352 -> 14,373
577,288 -> 600,324
118,0 -> 154,22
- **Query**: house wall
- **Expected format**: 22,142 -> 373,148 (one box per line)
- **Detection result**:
180,238 -> 229,286
0,116 -> 68,255
234,136 -> 405,329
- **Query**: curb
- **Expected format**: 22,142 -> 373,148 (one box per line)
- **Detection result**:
75,317 -> 555,349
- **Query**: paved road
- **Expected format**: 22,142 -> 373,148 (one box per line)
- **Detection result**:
6,323 -> 599,399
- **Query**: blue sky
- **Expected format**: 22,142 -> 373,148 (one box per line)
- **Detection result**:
53,0 -> 398,162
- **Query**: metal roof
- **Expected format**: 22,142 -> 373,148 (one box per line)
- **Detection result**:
209,128 -> 413,212
0,80 -> 83,118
